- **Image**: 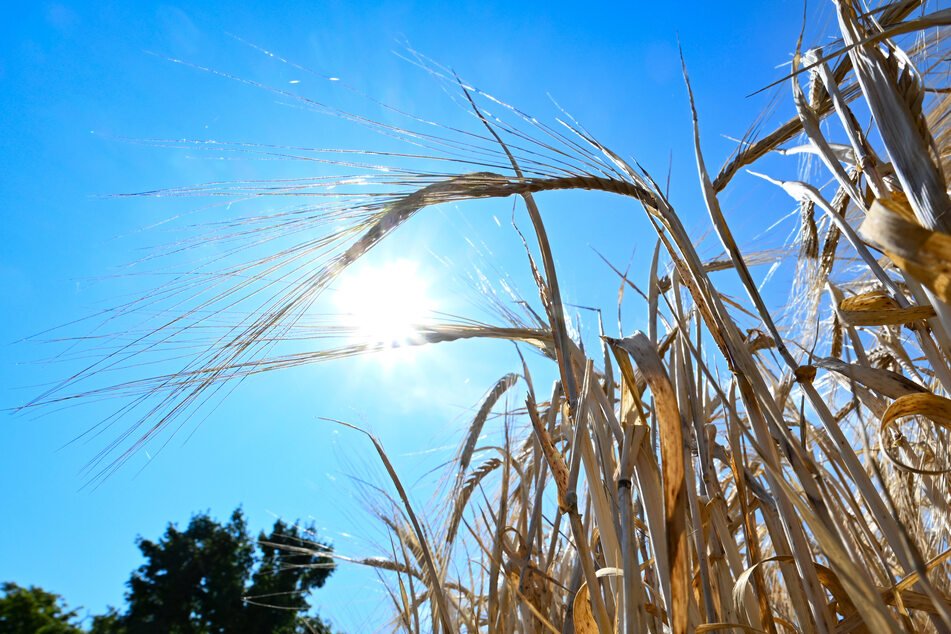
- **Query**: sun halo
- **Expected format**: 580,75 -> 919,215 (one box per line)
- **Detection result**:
332,258 -> 434,349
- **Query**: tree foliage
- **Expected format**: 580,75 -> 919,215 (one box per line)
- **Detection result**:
92,508 -> 334,634
0,582 -> 83,634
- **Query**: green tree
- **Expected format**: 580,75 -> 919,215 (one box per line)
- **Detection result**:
93,509 -> 334,634
0,582 -> 82,634
88,608 -> 125,634
245,519 -> 334,633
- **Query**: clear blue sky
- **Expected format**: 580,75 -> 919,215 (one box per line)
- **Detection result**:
2,1 -> 810,631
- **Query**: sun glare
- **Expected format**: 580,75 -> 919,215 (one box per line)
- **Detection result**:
333,259 -> 434,347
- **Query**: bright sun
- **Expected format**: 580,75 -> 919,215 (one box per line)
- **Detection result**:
333,259 -> 434,347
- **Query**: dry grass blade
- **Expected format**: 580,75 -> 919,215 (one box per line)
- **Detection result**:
862,198 -> 951,304
765,472 -> 904,633
836,0 -> 951,234
608,333 -> 689,634
815,357 -> 927,399
838,291 -> 937,326
880,393 -> 951,474
326,419 -> 456,634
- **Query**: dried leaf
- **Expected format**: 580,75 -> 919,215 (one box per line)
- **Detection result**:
838,290 -> 936,326
880,392 -> 951,474
572,582 -> 598,634
861,198 -> 951,304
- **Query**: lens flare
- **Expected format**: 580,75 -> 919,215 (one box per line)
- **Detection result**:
333,259 -> 433,347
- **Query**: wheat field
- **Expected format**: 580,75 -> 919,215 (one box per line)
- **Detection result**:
25,1 -> 951,632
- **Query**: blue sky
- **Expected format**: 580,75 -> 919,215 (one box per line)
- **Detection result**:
2,1 -> 810,631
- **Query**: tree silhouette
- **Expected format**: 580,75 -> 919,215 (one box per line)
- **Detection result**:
91,509 -> 334,633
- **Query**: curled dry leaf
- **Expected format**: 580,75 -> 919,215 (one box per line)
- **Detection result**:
838,290 -> 937,326
880,392 -> 951,474
861,198 -> 951,304
572,582 -> 598,634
